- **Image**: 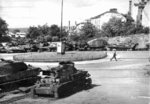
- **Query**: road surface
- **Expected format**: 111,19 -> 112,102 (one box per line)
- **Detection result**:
0,51 -> 150,104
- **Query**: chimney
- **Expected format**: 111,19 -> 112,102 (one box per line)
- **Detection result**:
128,0 -> 132,16
68,21 -> 70,31
109,8 -> 118,13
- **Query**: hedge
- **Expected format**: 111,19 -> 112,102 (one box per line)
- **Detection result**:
13,51 -> 107,62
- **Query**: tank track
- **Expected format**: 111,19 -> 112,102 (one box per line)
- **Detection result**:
0,93 -> 29,104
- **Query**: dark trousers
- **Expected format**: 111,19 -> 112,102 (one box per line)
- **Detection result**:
110,56 -> 117,61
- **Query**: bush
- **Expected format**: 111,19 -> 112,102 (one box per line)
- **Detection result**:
0,36 -> 11,42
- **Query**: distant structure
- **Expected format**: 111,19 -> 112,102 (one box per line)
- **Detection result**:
7,32 -> 26,38
70,0 -> 140,35
128,0 -> 132,17
69,8 -> 129,34
142,0 -> 150,27
15,32 -> 26,38
87,8 -> 126,30
134,0 -> 150,26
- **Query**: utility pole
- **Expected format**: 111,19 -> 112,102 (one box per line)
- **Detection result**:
60,0 -> 63,41
57,0 -> 65,55
68,21 -> 70,35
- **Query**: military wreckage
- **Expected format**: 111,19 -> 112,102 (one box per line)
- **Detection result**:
0,60 -> 92,103
34,61 -> 92,98
0,59 -> 41,94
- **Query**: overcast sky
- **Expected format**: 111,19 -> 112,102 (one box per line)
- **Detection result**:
0,0 -> 141,28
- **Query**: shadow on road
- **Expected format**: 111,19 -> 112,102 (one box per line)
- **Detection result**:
60,84 -> 101,99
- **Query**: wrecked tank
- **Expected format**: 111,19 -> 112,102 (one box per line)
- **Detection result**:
0,59 -> 41,93
34,61 -> 92,98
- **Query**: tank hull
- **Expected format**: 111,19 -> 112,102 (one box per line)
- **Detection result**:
0,61 -> 28,75
0,68 -> 40,84
33,61 -> 92,98
0,66 -> 41,93
34,70 -> 92,98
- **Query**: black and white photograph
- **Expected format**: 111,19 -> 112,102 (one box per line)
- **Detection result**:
0,0 -> 150,104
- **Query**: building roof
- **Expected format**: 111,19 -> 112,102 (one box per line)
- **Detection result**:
90,8 -> 125,20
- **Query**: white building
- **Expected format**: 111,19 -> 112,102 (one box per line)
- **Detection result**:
88,8 -> 126,30
7,31 -> 26,38
15,32 -> 26,38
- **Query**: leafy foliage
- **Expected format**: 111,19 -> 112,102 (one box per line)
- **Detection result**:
44,35 -> 52,42
69,22 -> 99,43
69,33 -> 80,42
0,17 -> 8,38
27,26 -> 41,39
0,36 -> 11,42
101,16 -> 149,37
79,22 -> 98,40
38,24 -> 51,36
101,17 -> 126,37
27,24 -> 68,42
50,25 -> 60,37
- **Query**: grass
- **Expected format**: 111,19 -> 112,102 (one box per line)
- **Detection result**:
13,51 -> 107,62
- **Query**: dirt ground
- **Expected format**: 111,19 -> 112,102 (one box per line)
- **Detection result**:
1,51 -> 150,104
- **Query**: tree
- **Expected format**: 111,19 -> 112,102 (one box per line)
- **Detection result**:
0,36 -> 11,42
50,24 -> 60,37
44,35 -> 52,42
27,24 -> 68,42
49,24 -> 68,41
60,28 -> 68,41
79,22 -> 98,40
27,24 -> 51,39
101,17 -> 125,37
27,26 -> 41,39
101,15 -> 149,37
142,27 -> 149,34
101,16 -> 138,37
0,17 -> 8,38
38,24 -> 51,36
69,34 -> 80,42
132,25 -> 150,34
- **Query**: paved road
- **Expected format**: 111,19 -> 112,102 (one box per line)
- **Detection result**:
1,51 -> 150,104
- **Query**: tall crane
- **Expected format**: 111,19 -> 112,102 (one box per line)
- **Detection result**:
134,0 -> 149,26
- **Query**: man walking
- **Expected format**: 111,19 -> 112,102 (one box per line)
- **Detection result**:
110,49 -> 117,61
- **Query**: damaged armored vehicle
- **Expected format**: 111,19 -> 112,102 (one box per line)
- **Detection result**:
34,61 -> 92,98
0,59 -> 41,95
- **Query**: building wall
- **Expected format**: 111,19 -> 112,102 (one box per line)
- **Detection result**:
89,12 -> 126,30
